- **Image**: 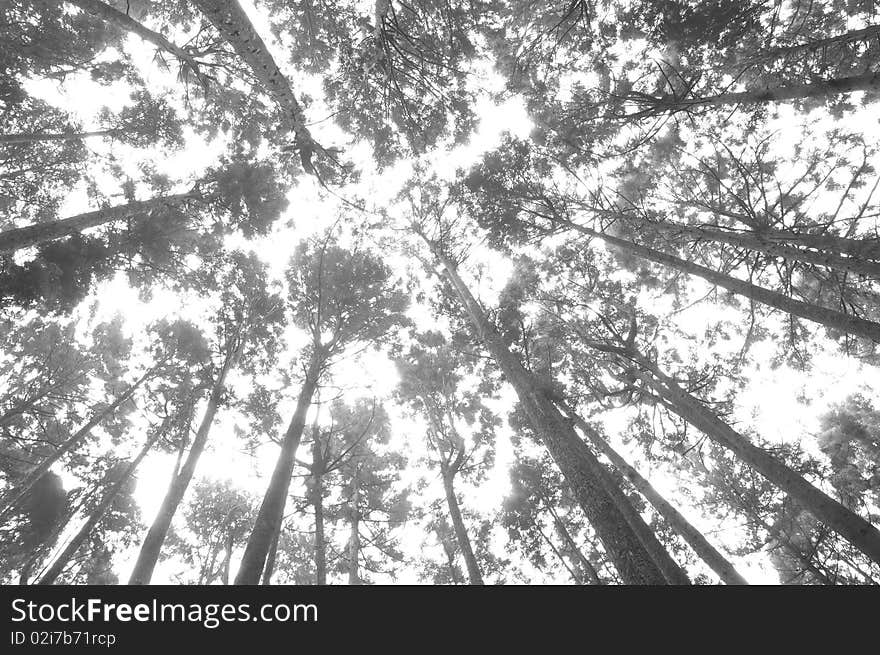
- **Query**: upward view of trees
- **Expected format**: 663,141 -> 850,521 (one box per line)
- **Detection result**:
2,0 -> 880,585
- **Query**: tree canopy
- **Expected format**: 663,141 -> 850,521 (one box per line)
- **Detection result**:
2,0 -> 880,586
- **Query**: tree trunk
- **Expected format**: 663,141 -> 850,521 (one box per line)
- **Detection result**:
441,471 -> 484,585
640,219 -> 880,278
634,359 -> 880,566
128,354 -> 237,584
37,431 -> 159,585
313,472 -> 327,585
348,465 -> 360,585
235,353 -> 323,584
734,25 -> 880,68
435,523 -> 465,584
540,500 -> 603,585
558,401 -> 749,584
192,0 -> 315,161
535,520 -> 584,583
0,192 -> 195,254
0,368 -> 153,523
68,0 -> 208,83
261,527 -> 280,585
632,71 -> 880,117
0,130 -> 118,145
222,532 -> 234,585
427,242 -> 686,584
563,218 -> 880,342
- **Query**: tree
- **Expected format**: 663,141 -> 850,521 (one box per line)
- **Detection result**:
395,330 -> 497,584
128,253 -> 284,584
235,236 -> 409,584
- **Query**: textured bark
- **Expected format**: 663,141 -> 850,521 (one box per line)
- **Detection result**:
563,219 -> 880,342
635,360 -> 880,566
192,0 -> 318,169
428,244 -> 685,584
0,368 -> 153,524
68,0 -> 208,83
235,353 -> 323,584
559,402 -> 749,585
441,472 -> 484,585
0,192 -> 195,254
128,354 -> 237,584
37,432 -> 159,585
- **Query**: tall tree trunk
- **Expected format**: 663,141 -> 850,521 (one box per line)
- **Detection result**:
630,71 -> 880,117
435,523 -> 465,584
425,241 -> 686,584
534,520 -> 584,583
261,527 -> 280,585
348,465 -> 360,585
222,532 -> 234,585
67,0 -> 208,84
0,368 -> 154,523
562,218 -> 880,342
37,431 -> 159,585
192,0 -> 316,167
733,25 -> 880,69
312,472 -> 327,585
0,130 -> 119,145
638,218 -> 880,278
0,192 -> 195,254
703,206 -> 880,259
128,353 -> 237,584
440,469 -> 484,585
539,499 -> 603,585
235,353 -> 323,584
631,356 -> 880,566
557,401 -> 749,585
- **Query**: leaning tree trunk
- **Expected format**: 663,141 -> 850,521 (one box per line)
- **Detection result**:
37,431 -> 159,585
704,207 -> 880,259
235,353 -> 323,584
557,401 -> 749,585
0,192 -> 196,254
192,0 -> 317,168
536,494 -> 603,585
128,352 -> 238,584
440,469 -> 484,585
435,522 -> 465,584
631,356 -> 880,566
427,242 -> 687,584
0,130 -> 119,145
637,218 -> 880,278
629,71 -> 880,117
562,218 -> 880,342
261,528 -> 281,585
0,367 -> 154,524
733,25 -> 880,70
68,0 -> 208,84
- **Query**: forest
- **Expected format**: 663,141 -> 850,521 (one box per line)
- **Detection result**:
1,0 -> 880,586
